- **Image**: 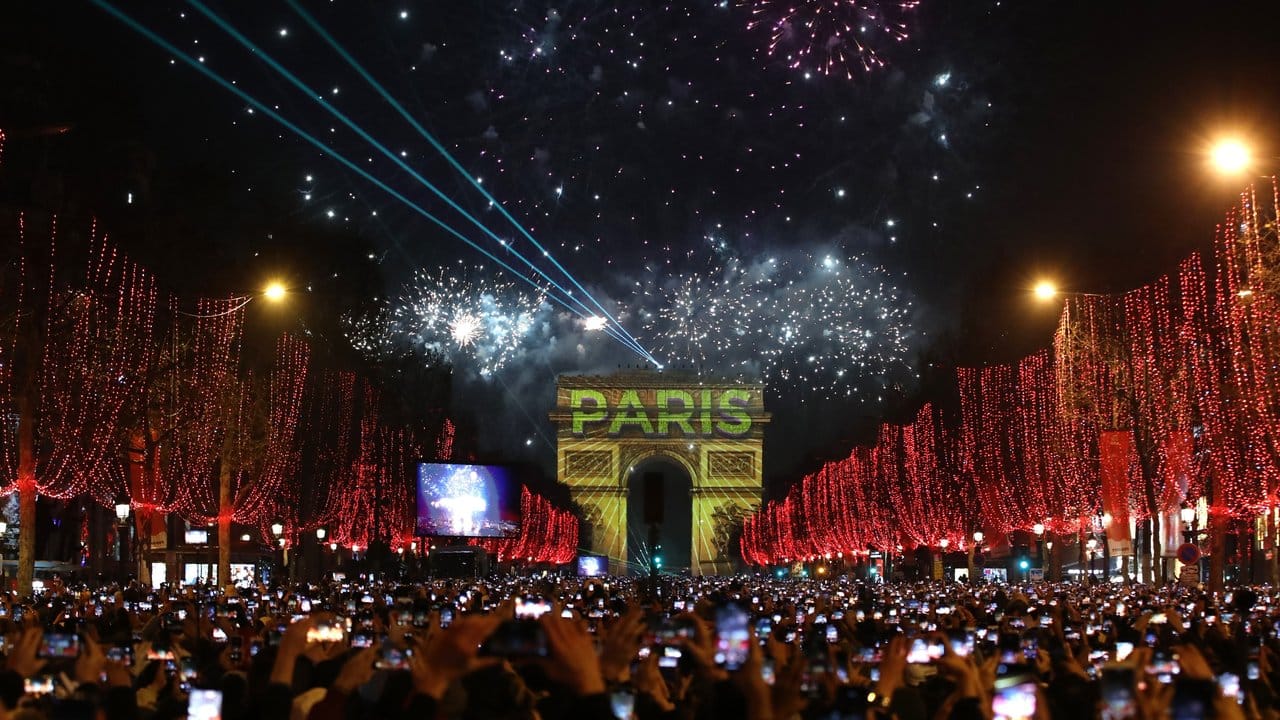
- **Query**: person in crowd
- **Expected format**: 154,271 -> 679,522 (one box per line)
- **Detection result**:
0,574 -> 1268,719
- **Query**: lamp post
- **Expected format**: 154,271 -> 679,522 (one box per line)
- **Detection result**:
0,520 -> 8,587
970,531 -> 984,584
1100,513 -> 1112,584
1086,537 -> 1099,582
270,523 -> 286,582
939,538 -> 950,581
1180,505 -> 1197,545
1033,523 -> 1046,573
114,500 -> 131,583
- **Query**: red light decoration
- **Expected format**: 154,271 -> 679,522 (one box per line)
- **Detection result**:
744,178 -> 1280,564
470,486 -> 578,565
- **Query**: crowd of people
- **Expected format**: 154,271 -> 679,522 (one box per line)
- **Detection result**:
0,573 -> 1272,719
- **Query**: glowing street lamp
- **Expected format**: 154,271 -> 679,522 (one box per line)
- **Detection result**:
1181,505 -> 1198,544
315,527 -> 327,541
270,522 -> 284,538
1033,280 -> 1058,302
1210,139 -> 1252,175
972,531 -> 984,544
262,281 -> 288,302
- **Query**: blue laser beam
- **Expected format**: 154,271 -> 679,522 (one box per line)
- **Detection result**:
185,0 -> 653,362
90,0 -> 647,357
285,0 -> 656,365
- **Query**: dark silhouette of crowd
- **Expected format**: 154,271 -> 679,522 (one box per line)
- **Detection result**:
0,575 -> 1271,720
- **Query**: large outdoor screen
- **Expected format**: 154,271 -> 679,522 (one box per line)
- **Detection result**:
415,463 -> 522,538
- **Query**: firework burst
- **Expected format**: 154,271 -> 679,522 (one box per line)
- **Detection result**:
744,0 -> 921,79
347,265 -> 548,378
637,248 -> 915,398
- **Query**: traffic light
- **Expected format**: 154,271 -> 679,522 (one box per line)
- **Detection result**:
1018,559 -> 1030,570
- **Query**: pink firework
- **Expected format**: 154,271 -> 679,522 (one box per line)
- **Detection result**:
745,0 -> 921,79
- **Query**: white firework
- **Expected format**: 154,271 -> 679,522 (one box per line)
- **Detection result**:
354,265 -> 548,377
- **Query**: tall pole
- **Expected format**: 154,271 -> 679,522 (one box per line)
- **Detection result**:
1102,532 -> 1111,584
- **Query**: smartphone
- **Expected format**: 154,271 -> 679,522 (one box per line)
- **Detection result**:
1115,641 -> 1134,662
107,645 -> 135,667
306,621 -> 346,644
1219,672 -> 1242,703
949,630 -> 974,658
658,645 -> 682,669
755,617 -> 773,641
1100,665 -> 1136,720
761,658 -> 777,685
515,597 -> 552,620
1171,678 -> 1217,720
993,674 -> 1037,720
188,688 -> 222,720
1148,651 -> 1179,684
480,620 -> 549,658
713,603 -> 750,671
375,644 -> 413,671
440,608 -> 454,628
39,633 -> 81,659
609,688 -> 635,719
825,623 -> 839,643
907,637 -> 933,664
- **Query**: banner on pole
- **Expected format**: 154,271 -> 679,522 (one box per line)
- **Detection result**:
1100,430 -> 1135,555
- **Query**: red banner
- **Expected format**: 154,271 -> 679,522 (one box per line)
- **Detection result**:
1100,430 -> 1134,549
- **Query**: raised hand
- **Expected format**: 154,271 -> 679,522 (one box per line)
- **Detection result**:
6,628 -> 45,679
538,614 -> 606,696
333,648 -> 377,694
598,607 -> 646,684
410,614 -> 502,700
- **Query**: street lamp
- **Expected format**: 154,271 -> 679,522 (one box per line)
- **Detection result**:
0,520 -> 8,586
114,499 -> 131,583
1033,281 -> 1058,301
1209,139 -> 1252,175
1180,505 -> 1197,544
969,531 -> 984,584
270,523 -> 287,583
1033,522 -> 1046,574
262,281 -> 288,303
315,527 -> 327,541
1085,537 -> 1099,582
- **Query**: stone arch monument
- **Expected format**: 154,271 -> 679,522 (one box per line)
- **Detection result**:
551,371 -> 768,575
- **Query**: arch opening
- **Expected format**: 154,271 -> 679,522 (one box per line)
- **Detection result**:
625,456 -> 693,575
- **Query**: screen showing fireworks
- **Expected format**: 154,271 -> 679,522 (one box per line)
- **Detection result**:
415,463 -> 522,538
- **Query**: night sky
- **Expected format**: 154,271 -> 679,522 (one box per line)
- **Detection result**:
2,1 -> 1279,488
